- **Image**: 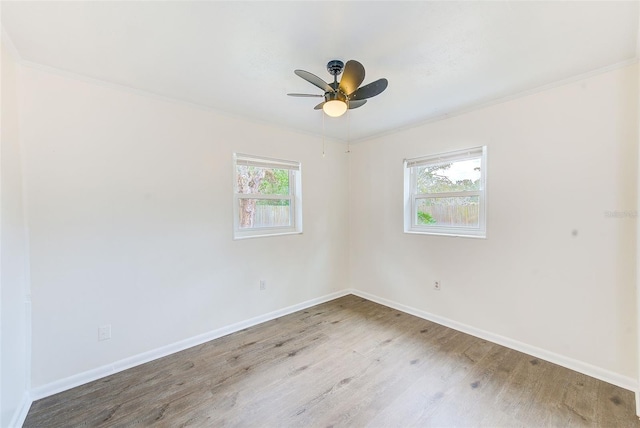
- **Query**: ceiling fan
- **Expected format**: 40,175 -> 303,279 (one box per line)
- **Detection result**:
287,59 -> 388,118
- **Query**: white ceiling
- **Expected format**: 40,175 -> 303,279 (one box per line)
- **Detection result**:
2,1 -> 639,142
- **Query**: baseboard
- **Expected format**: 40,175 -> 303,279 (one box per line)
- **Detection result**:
28,287 -> 638,406
8,391 -> 32,428
30,289 -> 350,401
349,289 -> 638,393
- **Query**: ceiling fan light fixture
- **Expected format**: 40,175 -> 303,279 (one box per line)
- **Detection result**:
289,59 -> 388,117
323,99 -> 348,117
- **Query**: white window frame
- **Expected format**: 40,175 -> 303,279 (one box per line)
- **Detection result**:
404,146 -> 487,238
233,153 -> 302,240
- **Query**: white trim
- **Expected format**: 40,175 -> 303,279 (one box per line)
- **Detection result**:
636,4 -> 640,61
349,289 -> 638,393
636,24 -> 640,416
350,58 -> 640,144
20,64 -> 34,418
416,191 -> 481,199
2,27 -> 34,427
233,229 -> 302,241
403,230 -> 486,239
404,146 -> 487,238
8,392 -> 31,428
15,59 -> 346,146
17,60 -> 225,115
235,153 -> 300,171
636,11 -> 640,414
26,288 -> 639,407
405,146 -> 484,168
8,39 -> 638,146
236,194 -> 293,201
29,289 -> 350,401
233,153 -> 302,240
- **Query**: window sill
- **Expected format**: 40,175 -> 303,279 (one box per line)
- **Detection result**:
233,229 -> 302,240
404,229 -> 486,239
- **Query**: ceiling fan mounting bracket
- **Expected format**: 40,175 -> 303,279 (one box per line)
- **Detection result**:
326,60 -> 344,76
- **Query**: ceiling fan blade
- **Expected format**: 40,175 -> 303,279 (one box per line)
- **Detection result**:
348,99 -> 367,109
295,70 -> 334,93
349,78 -> 388,101
339,60 -> 365,96
314,101 -> 325,110
287,93 -> 323,97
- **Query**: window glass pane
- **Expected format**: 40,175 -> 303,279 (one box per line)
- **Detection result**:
416,158 -> 481,194
236,166 -> 290,195
416,196 -> 480,227
238,199 -> 291,229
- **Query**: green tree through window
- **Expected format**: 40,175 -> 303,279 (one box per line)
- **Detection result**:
234,154 -> 302,239
404,147 -> 486,237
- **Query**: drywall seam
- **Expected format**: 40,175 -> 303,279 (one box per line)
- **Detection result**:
350,289 -> 638,393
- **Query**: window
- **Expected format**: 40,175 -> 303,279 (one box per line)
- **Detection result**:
233,153 -> 302,239
404,146 -> 486,238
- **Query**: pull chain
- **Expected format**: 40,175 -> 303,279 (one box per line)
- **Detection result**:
346,108 -> 351,154
322,110 -> 326,158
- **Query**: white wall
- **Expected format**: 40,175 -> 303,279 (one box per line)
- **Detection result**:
18,65 -> 350,389
350,64 -> 638,381
9,53 -> 640,405
1,39 -> 30,426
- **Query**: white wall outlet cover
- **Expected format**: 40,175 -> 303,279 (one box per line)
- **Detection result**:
98,325 -> 111,341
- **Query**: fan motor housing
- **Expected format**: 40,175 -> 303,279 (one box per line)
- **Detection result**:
324,90 -> 347,103
326,60 -> 344,76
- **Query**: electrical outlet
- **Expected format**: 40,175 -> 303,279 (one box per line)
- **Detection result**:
434,281 -> 441,291
260,280 -> 266,291
98,325 -> 111,341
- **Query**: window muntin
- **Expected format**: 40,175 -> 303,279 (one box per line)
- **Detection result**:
234,154 -> 302,239
404,147 -> 486,238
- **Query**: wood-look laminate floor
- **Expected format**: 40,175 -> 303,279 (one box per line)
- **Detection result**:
24,295 -> 639,427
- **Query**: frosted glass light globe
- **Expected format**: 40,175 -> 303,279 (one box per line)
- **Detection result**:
323,100 -> 347,117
